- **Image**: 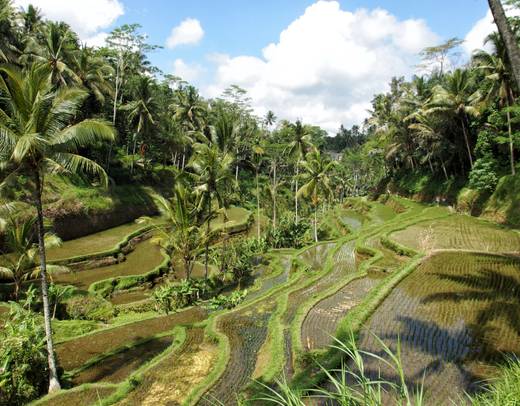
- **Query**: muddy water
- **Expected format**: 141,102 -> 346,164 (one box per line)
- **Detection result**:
339,210 -> 365,231
356,252 -> 520,404
73,335 -> 174,385
53,238 -> 163,291
245,255 -> 292,302
201,301 -> 276,405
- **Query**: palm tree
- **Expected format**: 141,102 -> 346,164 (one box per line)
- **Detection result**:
264,110 -> 277,128
189,143 -> 233,278
0,64 -> 115,393
297,150 -> 337,242
21,3 -> 44,36
23,22 -> 80,87
142,186 -> 205,280
74,46 -> 114,107
427,69 -> 480,169
171,85 -> 207,167
0,0 -> 20,63
120,75 -> 157,173
286,120 -> 313,224
488,0 -> 520,91
474,32 -> 516,175
0,217 -> 63,301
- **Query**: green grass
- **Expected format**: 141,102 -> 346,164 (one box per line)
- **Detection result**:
471,359 -> 520,406
53,319 -> 102,342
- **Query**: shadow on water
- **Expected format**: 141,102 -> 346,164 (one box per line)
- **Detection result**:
355,252 -> 520,403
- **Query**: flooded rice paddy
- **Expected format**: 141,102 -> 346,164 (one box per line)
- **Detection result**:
357,252 -> 520,403
53,238 -> 163,291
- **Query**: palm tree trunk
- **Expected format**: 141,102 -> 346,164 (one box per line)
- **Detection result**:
428,156 -> 434,174
34,172 -> 61,393
256,169 -> 260,239
272,162 -> 277,230
460,117 -> 473,169
204,204 -> 210,280
295,161 -> 299,225
440,158 -> 449,181
488,0 -> 520,91
131,134 -> 137,174
314,205 -> 318,243
506,98 -> 516,175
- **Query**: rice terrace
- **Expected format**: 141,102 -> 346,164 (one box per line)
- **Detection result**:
1,0 -> 520,405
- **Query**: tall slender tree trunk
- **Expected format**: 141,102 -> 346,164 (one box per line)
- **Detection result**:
34,172 -> 61,393
272,162 -> 277,230
506,96 -> 516,175
256,170 -> 260,239
313,205 -> 318,243
204,204 -> 210,280
440,158 -> 449,181
107,64 -> 121,173
488,0 -> 520,91
131,133 -> 137,174
460,117 -> 473,169
295,161 -> 299,225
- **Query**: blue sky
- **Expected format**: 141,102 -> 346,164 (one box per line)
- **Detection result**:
115,0 -> 489,75
14,0 -> 497,131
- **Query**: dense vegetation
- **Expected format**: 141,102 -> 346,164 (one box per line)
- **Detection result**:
0,0 -> 519,405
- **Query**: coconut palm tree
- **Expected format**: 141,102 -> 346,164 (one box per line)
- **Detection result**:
488,0 -> 520,91
264,110 -> 277,128
297,150 -> 337,242
286,120 -> 313,225
142,186 -> 206,280
73,46 -> 114,107
22,22 -> 79,88
474,32 -> 516,175
189,143 -> 233,278
0,217 -> 64,301
0,64 -> 115,393
427,69 -> 480,170
0,0 -> 20,63
120,75 -> 157,173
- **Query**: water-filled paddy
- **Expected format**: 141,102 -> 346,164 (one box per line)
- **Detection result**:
53,238 -> 163,291
47,221 -> 149,261
391,214 -> 520,253
56,307 -> 207,371
357,252 -> 520,403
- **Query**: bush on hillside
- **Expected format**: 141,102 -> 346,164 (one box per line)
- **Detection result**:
0,290 -> 49,406
65,295 -> 114,322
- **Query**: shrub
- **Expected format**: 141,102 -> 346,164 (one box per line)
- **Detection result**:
0,289 -> 49,406
64,295 -> 114,322
265,213 -> 310,249
152,279 -> 212,314
469,156 -> 499,192
207,290 -> 247,310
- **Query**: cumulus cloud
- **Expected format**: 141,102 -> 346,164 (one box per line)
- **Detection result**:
204,1 -> 438,133
13,0 -> 123,45
166,18 -> 204,48
172,59 -> 205,82
464,8 -> 520,55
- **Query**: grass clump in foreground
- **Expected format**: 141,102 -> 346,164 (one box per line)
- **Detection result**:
471,359 -> 520,406
252,332 -> 425,406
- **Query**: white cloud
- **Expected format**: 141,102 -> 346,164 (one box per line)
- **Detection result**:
166,18 -> 204,49
464,8 -> 520,55
204,1 -> 438,133
13,0 -> 123,44
172,58 -> 205,82
83,32 -> 110,48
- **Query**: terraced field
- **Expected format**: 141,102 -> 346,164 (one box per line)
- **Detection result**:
357,252 -> 520,403
391,214 -> 520,253
56,307 -> 207,371
117,327 -> 215,406
6,196 -> 520,406
53,238 -> 163,291
47,221 -> 151,261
